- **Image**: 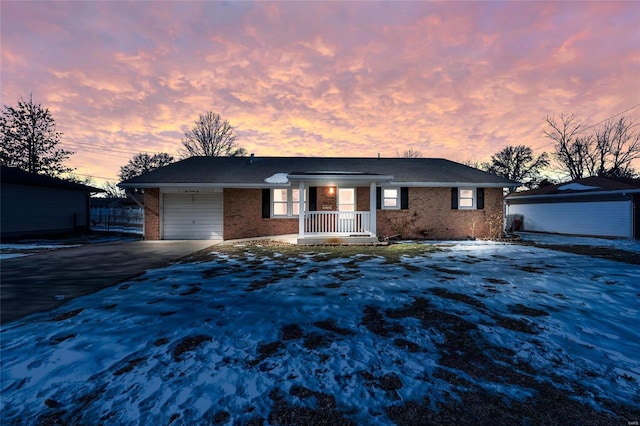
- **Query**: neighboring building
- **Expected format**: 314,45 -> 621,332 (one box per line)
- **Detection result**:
119,156 -> 519,243
505,176 -> 640,240
1,165 -> 102,238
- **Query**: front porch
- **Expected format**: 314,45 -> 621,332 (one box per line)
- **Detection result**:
297,211 -> 381,245
288,172 -> 392,245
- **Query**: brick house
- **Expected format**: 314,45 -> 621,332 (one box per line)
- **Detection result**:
119,156 -> 518,243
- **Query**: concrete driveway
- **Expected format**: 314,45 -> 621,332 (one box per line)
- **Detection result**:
0,240 -> 215,324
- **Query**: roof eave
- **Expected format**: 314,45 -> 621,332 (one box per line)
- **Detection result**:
505,188 -> 640,201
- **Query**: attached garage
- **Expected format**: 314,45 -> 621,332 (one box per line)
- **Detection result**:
162,192 -> 223,240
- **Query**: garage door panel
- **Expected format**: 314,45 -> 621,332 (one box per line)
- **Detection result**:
162,193 -> 223,240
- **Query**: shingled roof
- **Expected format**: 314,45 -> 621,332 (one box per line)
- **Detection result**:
119,156 -> 519,188
1,165 -> 102,192
506,176 -> 640,199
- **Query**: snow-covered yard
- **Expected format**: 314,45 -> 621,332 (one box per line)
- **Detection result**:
1,240 -> 639,424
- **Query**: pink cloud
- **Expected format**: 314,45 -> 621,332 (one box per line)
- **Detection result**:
1,1 -> 638,183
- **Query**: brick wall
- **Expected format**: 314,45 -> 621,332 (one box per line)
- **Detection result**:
376,187 -> 504,239
224,188 -> 297,240
144,188 -> 160,240
147,186 -> 504,241
316,186 -> 337,211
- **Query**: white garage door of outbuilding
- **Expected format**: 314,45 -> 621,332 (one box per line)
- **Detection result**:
508,200 -> 632,239
162,193 -> 223,240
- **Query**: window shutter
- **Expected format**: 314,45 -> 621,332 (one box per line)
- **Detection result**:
309,187 -> 317,211
400,187 -> 409,209
376,187 -> 381,209
262,188 -> 271,218
477,188 -> 485,209
451,187 -> 458,209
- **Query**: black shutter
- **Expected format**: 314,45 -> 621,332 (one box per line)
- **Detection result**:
451,188 -> 458,209
309,187 -> 317,211
400,187 -> 409,209
376,187 -> 381,209
477,188 -> 485,209
262,188 -> 271,218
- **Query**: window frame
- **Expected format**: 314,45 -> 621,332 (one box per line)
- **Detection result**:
271,187 -> 306,218
381,187 -> 400,210
458,187 -> 476,210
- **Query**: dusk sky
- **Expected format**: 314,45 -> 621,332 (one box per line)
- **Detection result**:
2,1 -> 639,185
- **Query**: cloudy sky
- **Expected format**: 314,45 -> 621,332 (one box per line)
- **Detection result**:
2,1 -> 639,184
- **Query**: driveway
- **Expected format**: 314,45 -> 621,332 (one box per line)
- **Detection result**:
0,240 -> 215,324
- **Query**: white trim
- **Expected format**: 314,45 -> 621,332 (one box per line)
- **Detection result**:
506,188 -> 640,201
381,187 -> 401,210
337,187 -> 356,212
369,182 -> 377,237
270,187 -> 306,218
458,187 -> 476,210
122,181 -> 514,189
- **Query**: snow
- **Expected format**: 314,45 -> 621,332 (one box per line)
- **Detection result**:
0,253 -> 30,260
1,241 -> 638,424
518,231 -> 640,253
264,173 -> 289,184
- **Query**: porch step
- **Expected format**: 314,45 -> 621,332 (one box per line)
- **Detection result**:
297,236 -> 386,246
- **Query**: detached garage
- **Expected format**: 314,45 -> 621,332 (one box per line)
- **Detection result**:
505,176 -> 640,240
162,192 -> 223,240
1,165 -> 101,238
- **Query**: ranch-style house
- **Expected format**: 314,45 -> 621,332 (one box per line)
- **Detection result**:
119,156 -> 519,243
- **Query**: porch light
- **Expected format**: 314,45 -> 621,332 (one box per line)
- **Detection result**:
328,186 -> 336,196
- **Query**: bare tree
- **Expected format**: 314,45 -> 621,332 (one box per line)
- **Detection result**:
543,113 -> 639,179
119,152 -> 174,181
401,148 -> 423,158
102,181 -> 127,198
543,113 -> 587,180
483,145 -> 549,192
591,117 -> 640,177
180,111 -> 245,158
0,94 -> 73,176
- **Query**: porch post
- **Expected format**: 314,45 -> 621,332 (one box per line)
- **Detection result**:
298,181 -> 305,237
369,182 -> 377,237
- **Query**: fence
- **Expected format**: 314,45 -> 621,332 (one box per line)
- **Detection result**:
90,208 -> 143,232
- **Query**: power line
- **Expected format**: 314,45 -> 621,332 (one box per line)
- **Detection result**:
533,103 -> 640,152
68,171 -> 119,181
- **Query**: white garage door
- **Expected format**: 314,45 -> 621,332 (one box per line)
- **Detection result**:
508,201 -> 632,239
163,193 -> 223,240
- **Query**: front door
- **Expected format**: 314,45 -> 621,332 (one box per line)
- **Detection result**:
338,188 -> 356,233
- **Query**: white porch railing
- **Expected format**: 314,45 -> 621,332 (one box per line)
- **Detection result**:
303,211 -> 372,236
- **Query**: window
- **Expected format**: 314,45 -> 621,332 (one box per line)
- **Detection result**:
382,188 -> 399,209
272,188 -> 305,217
273,189 -> 288,216
458,188 -> 475,209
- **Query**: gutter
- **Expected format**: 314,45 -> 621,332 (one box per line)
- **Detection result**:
119,181 -> 516,189
505,188 -> 640,202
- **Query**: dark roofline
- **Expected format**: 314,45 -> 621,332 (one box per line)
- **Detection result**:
1,166 -> 103,192
119,156 -> 520,188
506,176 -> 640,199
